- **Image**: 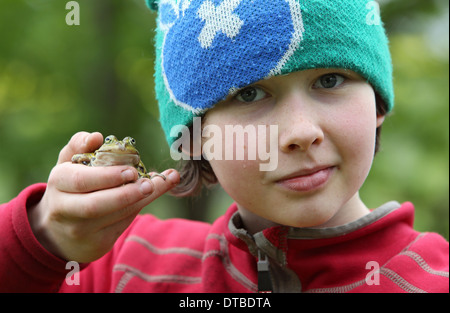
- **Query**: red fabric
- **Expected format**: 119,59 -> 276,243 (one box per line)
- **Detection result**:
282,203 -> 448,292
0,183 -> 67,292
0,184 -> 448,293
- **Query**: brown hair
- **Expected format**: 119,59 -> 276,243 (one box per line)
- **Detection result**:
170,95 -> 388,197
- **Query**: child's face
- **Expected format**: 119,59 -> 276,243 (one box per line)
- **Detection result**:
203,69 -> 385,231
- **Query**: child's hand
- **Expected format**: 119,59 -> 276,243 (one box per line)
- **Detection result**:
28,132 -> 180,263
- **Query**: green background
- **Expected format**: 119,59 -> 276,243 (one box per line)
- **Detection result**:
0,0 -> 448,239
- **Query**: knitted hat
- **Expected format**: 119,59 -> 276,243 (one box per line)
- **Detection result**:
146,0 -> 394,146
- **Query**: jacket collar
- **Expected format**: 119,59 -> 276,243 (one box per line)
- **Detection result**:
226,201 -> 404,265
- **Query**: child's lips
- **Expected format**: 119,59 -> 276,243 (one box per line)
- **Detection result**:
276,166 -> 335,192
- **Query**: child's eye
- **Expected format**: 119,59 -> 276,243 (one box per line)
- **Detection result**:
235,86 -> 267,103
313,74 -> 345,89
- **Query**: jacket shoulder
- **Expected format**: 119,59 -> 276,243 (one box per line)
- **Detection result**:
382,232 -> 449,293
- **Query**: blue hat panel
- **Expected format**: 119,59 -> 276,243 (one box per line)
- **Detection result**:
159,0 -> 301,112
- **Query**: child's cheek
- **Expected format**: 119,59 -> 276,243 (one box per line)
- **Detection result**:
334,95 -> 378,163
206,126 -> 266,198
209,157 -> 259,205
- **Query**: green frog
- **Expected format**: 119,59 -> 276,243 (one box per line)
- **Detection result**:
72,135 -> 165,180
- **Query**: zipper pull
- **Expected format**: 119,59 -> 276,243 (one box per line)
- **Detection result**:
257,251 -> 273,293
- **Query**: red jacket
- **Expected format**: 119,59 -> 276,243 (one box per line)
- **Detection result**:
0,183 -> 448,293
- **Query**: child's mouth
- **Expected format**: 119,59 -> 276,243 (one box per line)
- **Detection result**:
276,166 -> 335,193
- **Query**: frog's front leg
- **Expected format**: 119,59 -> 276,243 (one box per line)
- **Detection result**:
72,153 -> 95,166
137,171 -> 150,179
137,171 -> 166,180
136,161 -> 166,180
149,172 -> 167,180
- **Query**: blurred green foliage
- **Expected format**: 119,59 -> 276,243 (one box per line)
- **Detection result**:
0,0 -> 448,239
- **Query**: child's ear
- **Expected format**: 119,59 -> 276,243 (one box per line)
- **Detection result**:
376,114 -> 385,128
179,128 -> 203,159
172,121 -> 203,159
179,143 -> 203,159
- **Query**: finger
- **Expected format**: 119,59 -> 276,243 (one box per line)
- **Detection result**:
122,169 -> 180,213
50,162 -> 139,193
58,132 -> 103,164
58,177 -> 153,219
61,169 -> 179,221
97,169 -> 180,228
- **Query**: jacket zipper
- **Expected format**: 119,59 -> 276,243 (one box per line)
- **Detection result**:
257,250 -> 273,293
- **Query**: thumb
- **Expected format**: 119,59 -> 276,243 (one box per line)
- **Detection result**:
57,132 -> 104,164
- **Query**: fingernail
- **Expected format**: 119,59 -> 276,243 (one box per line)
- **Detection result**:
167,170 -> 179,183
121,169 -> 135,181
140,180 -> 153,195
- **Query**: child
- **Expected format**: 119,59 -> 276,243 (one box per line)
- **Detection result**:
0,0 -> 448,293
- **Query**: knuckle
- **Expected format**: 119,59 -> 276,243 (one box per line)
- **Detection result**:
70,131 -> 89,145
117,186 -> 137,207
151,179 -> 169,196
68,132 -> 87,152
71,169 -> 89,192
47,167 -> 59,186
116,205 -> 139,223
65,220 -> 90,241
58,132 -> 89,164
79,199 -> 102,219
48,164 -> 70,189
67,225 -> 84,241
57,149 -> 67,163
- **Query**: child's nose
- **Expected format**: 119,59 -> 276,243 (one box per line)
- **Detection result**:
277,97 -> 324,153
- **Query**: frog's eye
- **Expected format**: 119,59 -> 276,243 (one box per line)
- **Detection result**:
123,136 -> 136,146
105,136 -> 114,143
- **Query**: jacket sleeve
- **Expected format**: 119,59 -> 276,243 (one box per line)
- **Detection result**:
0,183 -> 70,292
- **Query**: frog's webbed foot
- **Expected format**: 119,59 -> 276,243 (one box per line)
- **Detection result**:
149,172 -> 166,181
138,171 -> 166,180
72,153 -> 93,166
